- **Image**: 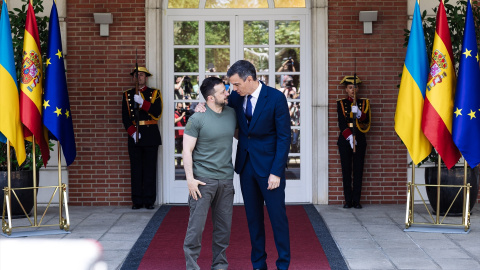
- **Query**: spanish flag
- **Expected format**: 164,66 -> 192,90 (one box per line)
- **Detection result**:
0,0 -> 26,165
395,0 -> 431,165
20,0 -> 50,166
421,0 -> 461,169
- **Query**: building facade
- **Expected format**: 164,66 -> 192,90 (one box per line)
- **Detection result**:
10,0 -> 475,207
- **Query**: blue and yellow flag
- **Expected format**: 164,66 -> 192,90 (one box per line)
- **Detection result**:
43,1 -> 76,166
0,0 -> 26,165
395,0 -> 431,165
452,0 -> 480,167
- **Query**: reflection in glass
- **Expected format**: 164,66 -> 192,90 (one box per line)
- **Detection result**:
276,47 -> 300,72
286,155 -> 300,179
205,48 -> 230,72
274,0 -> 305,8
257,75 -> 269,85
174,76 -> 200,100
168,0 -> 199,8
290,129 -> 300,153
206,21 -> 230,45
174,21 -> 199,45
174,48 -> 199,73
174,158 -> 187,180
206,0 -> 268,8
289,101 -> 300,127
275,21 -> 300,45
244,21 -> 269,45
275,75 -> 300,94
244,48 -> 269,72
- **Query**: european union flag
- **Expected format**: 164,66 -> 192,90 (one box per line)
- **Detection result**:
452,0 -> 480,167
43,1 -> 76,166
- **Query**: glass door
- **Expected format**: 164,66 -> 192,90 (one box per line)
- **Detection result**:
165,14 -> 311,203
237,15 -> 310,202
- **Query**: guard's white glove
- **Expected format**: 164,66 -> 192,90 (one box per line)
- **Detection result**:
352,105 -> 362,119
351,105 -> 358,113
134,94 -> 144,108
356,110 -> 362,119
131,132 -> 142,143
347,134 -> 357,149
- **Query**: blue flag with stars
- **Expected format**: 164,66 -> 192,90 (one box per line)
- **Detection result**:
452,0 -> 480,167
43,1 -> 76,166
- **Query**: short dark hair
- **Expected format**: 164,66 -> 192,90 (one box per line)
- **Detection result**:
200,77 -> 224,100
227,60 -> 257,81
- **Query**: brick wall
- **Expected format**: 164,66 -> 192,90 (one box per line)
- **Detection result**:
66,0 -> 146,206
328,1 -> 409,205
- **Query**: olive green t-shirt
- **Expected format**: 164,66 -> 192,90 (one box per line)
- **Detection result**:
184,105 -> 237,179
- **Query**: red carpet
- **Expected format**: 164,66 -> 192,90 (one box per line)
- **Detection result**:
139,205 -> 330,270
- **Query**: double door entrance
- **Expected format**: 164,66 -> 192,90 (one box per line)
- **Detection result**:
163,14 -> 312,204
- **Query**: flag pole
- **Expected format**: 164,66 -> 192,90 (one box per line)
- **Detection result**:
436,155 -> 441,224
58,143 -> 62,224
411,161 -> 415,223
462,159 -> 467,225
7,140 -> 11,220
32,135 -> 37,226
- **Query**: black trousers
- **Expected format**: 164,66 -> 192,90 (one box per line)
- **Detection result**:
128,144 -> 158,205
338,137 -> 366,204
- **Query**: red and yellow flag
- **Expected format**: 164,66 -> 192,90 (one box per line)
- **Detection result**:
421,0 -> 461,169
20,0 -> 49,166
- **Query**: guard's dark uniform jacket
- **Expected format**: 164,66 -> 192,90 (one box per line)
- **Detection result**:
122,86 -> 163,206
337,97 -> 370,206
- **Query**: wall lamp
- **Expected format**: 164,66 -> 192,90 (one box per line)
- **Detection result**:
93,13 -> 113,37
359,11 -> 378,35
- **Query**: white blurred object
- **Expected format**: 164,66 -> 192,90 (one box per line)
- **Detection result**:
0,239 -> 107,270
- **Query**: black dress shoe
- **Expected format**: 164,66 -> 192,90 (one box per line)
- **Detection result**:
343,203 -> 352,208
132,204 -> 143,209
353,202 -> 362,209
145,204 -> 155,210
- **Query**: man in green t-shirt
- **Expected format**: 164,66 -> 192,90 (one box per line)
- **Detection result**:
183,77 -> 237,270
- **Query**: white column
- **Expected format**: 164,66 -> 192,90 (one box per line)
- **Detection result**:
311,0 -> 329,204
146,0 -> 164,204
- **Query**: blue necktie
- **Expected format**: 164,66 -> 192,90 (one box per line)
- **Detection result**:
245,95 -> 253,122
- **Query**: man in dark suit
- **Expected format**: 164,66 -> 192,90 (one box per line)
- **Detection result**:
122,67 -> 163,210
227,60 -> 291,270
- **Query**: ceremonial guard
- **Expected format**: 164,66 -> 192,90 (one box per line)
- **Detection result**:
122,67 -> 163,209
337,76 -> 371,209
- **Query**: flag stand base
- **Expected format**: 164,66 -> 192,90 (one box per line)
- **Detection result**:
2,184 -> 70,236
405,180 -> 471,233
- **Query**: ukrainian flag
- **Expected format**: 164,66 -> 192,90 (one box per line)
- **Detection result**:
0,0 -> 26,165
395,0 -> 431,165
452,0 -> 480,167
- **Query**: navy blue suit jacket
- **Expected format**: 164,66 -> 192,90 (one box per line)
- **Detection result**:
229,82 -> 291,178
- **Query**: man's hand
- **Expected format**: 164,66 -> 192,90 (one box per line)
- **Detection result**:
356,110 -> 362,119
134,94 -> 144,107
347,134 -> 356,149
132,132 -> 141,143
267,174 -> 280,190
194,102 -> 206,113
351,105 -> 358,113
187,178 -> 206,200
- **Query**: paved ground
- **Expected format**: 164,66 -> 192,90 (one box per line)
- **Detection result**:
1,204 -> 479,269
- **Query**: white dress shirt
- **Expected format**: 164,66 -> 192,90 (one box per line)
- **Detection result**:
243,82 -> 262,115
